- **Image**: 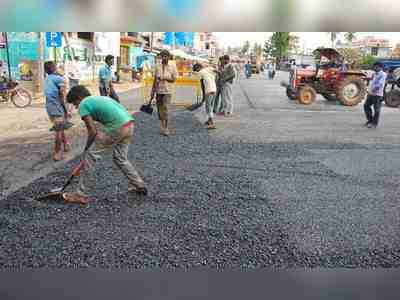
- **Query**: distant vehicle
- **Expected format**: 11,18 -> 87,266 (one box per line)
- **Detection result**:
377,58 -> 400,107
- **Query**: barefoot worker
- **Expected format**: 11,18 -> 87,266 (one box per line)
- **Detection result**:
66,85 -> 147,199
150,49 -> 177,136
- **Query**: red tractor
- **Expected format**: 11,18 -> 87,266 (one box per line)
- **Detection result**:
282,48 -> 368,106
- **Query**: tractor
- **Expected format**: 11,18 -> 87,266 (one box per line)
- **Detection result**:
282,48 -> 368,106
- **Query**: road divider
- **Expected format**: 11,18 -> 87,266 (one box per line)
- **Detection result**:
141,76 -> 203,107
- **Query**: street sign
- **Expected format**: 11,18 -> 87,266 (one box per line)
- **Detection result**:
45,32 -> 62,48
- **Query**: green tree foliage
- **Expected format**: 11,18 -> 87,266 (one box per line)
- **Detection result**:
263,32 -> 290,69
360,54 -> 377,69
345,32 -> 357,44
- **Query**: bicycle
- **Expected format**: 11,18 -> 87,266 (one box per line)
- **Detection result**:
0,79 -> 32,108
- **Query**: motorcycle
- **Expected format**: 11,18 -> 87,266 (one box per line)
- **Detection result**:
0,79 -> 32,108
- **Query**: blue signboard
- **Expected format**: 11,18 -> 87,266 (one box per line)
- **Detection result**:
164,32 -> 174,46
46,32 -> 62,48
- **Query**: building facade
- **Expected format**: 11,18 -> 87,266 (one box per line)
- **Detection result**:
351,37 -> 392,58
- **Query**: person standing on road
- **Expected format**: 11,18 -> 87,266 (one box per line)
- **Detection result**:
66,85 -> 147,199
193,63 -> 217,130
44,61 -> 72,161
213,57 -> 224,115
150,50 -> 178,136
364,62 -> 387,128
99,55 -> 120,102
67,56 -> 81,89
220,55 -> 236,117
245,61 -> 252,79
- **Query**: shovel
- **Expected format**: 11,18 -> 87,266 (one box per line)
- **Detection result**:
36,159 -> 88,204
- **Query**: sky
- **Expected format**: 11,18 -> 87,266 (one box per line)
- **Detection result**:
214,32 -> 400,51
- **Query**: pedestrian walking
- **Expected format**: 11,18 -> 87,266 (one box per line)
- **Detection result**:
99,54 -> 120,102
66,85 -> 147,200
220,55 -> 236,116
44,61 -> 72,161
193,63 -> 217,130
150,50 -> 178,136
66,56 -> 81,89
364,62 -> 387,128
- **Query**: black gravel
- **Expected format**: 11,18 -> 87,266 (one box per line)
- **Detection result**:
1,110 -> 400,268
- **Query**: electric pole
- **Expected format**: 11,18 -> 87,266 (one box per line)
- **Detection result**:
38,32 -> 45,96
4,32 -> 11,80
150,32 -> 154,53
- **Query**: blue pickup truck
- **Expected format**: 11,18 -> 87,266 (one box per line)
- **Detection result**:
376,58 -> 400,72
374,58 -> 400,107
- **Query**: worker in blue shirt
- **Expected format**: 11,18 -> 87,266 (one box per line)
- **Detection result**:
364,62 -> 387,128
99,55 -> 119,102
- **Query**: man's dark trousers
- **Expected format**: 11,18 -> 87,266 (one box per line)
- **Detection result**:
364,94 -> 383,125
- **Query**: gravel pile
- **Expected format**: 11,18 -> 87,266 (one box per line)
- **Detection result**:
1,110 -> 400,268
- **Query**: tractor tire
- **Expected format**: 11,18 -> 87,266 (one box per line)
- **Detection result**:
322,93 -> 337,101
336,76 -> 367,106
384,90 -> 400,108
286,87 -> 297,100
298,85 -> 316,105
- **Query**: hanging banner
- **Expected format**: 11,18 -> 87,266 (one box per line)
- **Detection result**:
94,32 -> 120,57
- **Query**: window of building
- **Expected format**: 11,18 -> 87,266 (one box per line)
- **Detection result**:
371,47 -> 379,56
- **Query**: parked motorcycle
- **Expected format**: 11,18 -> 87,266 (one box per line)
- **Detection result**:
0,79 -> 32,108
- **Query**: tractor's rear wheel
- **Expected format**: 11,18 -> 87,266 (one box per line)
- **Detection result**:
385,90 -> 400,108
336,76 -> 367,106
298,85 -> 316,105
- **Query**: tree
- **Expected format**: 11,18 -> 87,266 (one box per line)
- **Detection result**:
337,48 -> 363,68
253,43 -> 259,55
257,44 -> 263,57
345,32 -> 356,45
241,41 -> 250,56
263,32 -> 290,69
329,32 -> 339,47
360,54 -> 377,69
289,35 -> 300,54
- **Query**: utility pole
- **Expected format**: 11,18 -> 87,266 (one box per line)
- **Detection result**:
38,32 -> 45,96
4,32 -> 11,80
150,32 -> 154,53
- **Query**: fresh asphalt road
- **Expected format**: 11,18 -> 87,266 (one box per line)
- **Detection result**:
2,71 -> 400,268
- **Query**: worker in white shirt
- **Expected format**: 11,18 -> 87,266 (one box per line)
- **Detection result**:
193,63 -> 217,130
